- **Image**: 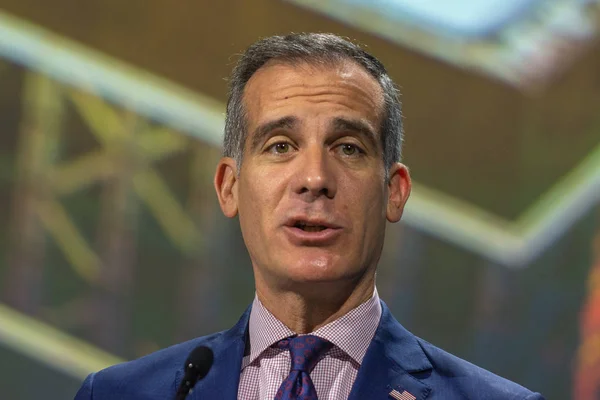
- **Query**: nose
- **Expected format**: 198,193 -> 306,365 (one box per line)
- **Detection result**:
293,145 -> 337,201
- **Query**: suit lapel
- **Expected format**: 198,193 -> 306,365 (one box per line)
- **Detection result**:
349,301 -> 433,400
186,307 -> 250,400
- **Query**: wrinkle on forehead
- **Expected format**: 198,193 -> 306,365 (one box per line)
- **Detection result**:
243,60 -> 384,130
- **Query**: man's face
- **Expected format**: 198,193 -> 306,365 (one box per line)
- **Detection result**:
215,60 -> 410,290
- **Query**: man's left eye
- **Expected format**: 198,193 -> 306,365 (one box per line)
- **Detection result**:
339,144 -> 361,156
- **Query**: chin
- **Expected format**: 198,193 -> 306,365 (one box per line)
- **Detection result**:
284,253 -> 357,283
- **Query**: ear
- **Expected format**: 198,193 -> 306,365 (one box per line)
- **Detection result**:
214,157 -> 239,218
386,163 -> 411,223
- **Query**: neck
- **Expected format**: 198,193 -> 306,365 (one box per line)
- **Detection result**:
254,273 -> 376,334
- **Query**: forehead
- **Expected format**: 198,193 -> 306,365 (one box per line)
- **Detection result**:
242,60 -> 384,128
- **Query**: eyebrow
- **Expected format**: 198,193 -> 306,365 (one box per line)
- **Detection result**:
249,116 -> 298,152
331,117 -> 379,150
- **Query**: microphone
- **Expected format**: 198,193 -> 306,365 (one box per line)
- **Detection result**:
175,346 -> 214,400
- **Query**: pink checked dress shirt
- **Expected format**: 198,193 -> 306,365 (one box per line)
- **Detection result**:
237,289 -> 382,400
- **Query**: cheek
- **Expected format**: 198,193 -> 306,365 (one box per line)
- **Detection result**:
238,181 -> 265,229
237,182 -> 269,261
343,175 -> 386,217
345,179 -> 387,247
238,171 -> 284,233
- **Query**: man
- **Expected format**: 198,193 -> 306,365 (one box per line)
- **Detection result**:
75,33 -> 544,399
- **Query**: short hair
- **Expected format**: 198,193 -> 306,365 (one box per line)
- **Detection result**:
224,33 -> 403,178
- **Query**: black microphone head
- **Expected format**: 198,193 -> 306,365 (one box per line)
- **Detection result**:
176,346 -> 214,399
185,346 -> 213,380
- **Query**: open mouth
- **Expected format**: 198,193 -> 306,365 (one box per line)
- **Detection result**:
294,222 -> 328,232
285,219 -> 341,244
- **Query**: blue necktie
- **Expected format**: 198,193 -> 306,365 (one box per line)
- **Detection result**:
274,335 -> 333,400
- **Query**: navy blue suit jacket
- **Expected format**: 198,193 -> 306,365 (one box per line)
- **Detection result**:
75,301 -> 544,399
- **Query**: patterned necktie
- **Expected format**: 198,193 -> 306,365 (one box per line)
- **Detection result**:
274,335 -> 333,400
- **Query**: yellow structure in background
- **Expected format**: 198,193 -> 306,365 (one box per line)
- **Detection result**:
0,302 -> 123,379
13,73 -> 203,285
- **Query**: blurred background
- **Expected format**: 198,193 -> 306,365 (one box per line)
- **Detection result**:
0,0 -> 599,399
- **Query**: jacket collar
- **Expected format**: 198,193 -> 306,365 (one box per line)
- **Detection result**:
185,305 -> 251,400
349,300 -> 432,399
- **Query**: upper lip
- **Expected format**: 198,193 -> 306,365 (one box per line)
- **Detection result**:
284,217 -> 342,229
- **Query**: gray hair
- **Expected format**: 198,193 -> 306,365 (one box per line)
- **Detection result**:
224,33 -> 403,178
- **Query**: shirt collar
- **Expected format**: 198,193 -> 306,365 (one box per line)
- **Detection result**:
243,288 -> 382,369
